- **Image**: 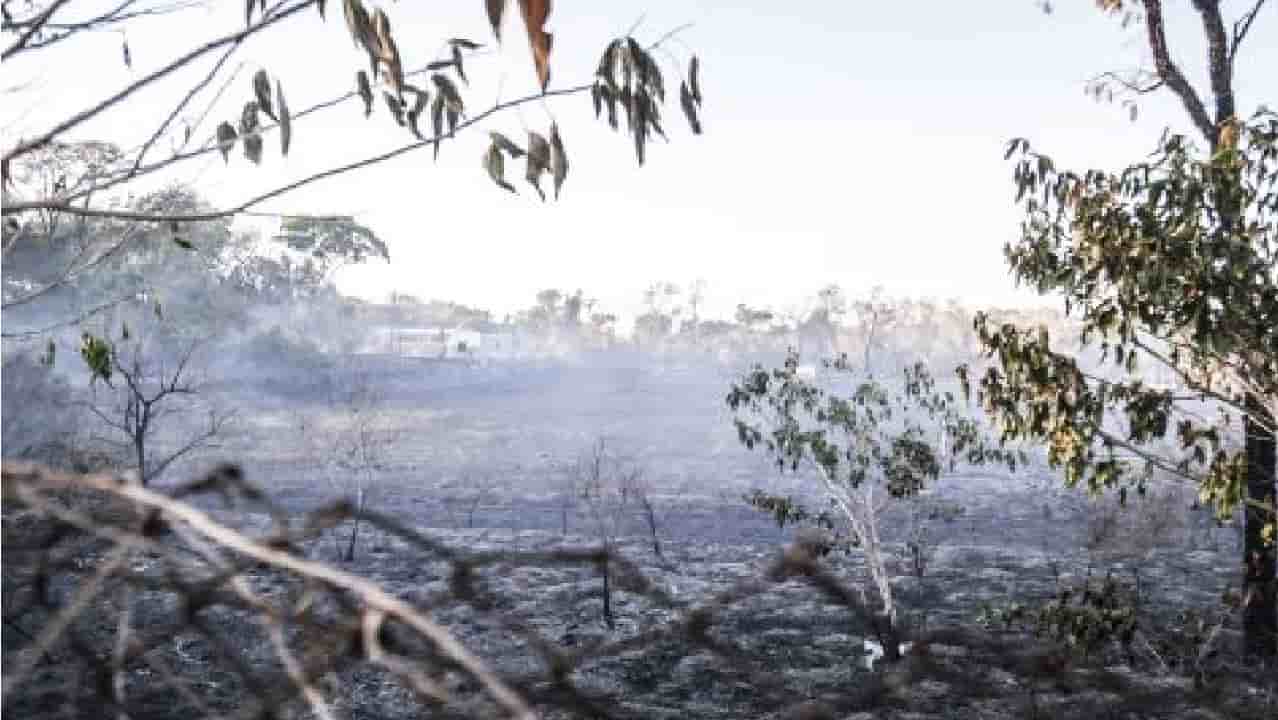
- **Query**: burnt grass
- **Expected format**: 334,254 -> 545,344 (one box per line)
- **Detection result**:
5,358 -> 1277,719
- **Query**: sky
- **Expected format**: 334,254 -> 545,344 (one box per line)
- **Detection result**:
4,0 -> 1276,325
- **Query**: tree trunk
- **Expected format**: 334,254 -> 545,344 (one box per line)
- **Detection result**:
135,435 -> 147,487
1243,395 -> 1277,659
601,555 -> 614,629
344,487 -> 365,562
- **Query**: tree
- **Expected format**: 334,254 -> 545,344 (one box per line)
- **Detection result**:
685,278 -> 707,348
970,0 -> 1277,658
574,438 -> 643,629
82,326 -> 233,486
850,286 -> 897,377
294,360 -> 396,561
271,216 -> 389,291
727,352 -> 1020,661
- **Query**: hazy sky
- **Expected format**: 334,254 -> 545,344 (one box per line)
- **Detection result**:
4,1 -> 1275,323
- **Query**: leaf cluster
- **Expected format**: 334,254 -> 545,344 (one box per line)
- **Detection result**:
973,112 -> 1278,530
591,38 -> 702,165
976,572 -> 1139,659
726,351 -> 1021,497
215,68 -> 292,165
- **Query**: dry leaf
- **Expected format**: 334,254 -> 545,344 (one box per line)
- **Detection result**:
680,81 -> 701,134
517,0 -> 553,91
406,88 -> 430,139
431,94 -> 444,160
486,0 -> 507,41
244,133 -> 263,165
372,8 -> 404,93
484,142 -> 516,193
254,69 -> 276,121
383,92 -> 405,126
357,70 -> 373,117
596,40 -> 619,91
343,0 -> 372,49
550,122 -> 568,200
216,122 -> 237,162
689,55 -> 701,104
526,130 -> 551,200
431,73 -> 464,113
277,80 -> 292,156
452,43 -> 467,84
239,101 -> 260,135
489,132 -> 526,158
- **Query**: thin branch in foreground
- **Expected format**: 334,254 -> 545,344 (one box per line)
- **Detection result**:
3,82 -> 594,222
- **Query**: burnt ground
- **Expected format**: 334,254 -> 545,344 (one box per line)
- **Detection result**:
5,357 -> 1276,719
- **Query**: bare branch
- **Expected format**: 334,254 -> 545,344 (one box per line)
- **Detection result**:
1230,0 -> 1269,65
128,40 -> 242,179
2,0 -> 318,165
1089,70 -> 1164,95
1,0 -> 76,61
0,293 -> 142,338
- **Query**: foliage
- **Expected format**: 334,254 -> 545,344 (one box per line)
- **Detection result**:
977,572 -> 1140,659
80,324 -> 232,485
963,114 -> 1278,537
728,352 -> 1022,494
727,350 -> 1022,646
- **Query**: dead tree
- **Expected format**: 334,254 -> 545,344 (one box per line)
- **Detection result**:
84,334 -> 231,486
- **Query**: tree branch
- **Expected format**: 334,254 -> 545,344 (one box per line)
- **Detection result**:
1,223 -> 146,309
1,0 -> 76,61
128,39 -> 242,179
145,410 -> 232,483
0,293 -> 141,338
2,0 -> 318,165
3,82 -> 594,222
1090,70 -> 1164,95
1230,0 -> 1269,66
1190,0 -> 1235,127
1140,0 -> 1216,144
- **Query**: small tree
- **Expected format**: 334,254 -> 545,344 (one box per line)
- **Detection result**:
979,0 -> 1278,660
574,438 -> 643,629
441,470 -> 498,530
81,328 -> 231,486
295,361 -> 396,561
623,468 -> 665,560
727,351 -> 1019,660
